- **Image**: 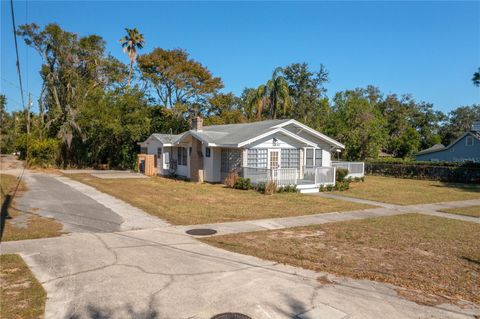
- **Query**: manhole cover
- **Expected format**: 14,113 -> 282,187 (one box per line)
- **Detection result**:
211,313 -> 251,319
186,228 -> 217,236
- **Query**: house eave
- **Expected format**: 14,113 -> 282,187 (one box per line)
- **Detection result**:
274,119 -> 345,149
237,128 -> 318,148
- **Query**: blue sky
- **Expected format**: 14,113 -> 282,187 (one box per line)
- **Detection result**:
1,1 -> 479,114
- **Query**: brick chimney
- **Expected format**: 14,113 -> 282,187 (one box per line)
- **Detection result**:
192,116 -> 203,131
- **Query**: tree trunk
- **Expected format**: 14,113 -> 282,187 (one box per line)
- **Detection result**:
128,61 -> 133,86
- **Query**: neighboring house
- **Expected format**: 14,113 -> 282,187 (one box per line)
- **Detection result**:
415,122 -> 480,163
138,118 -> 364,193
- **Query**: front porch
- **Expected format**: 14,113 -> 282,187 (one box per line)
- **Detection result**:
239,161 -> 365,193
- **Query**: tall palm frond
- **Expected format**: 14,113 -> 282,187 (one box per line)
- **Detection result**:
473,68 -> 480,87
267,70 -> 291,119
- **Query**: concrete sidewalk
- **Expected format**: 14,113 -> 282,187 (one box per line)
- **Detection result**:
178,198 -> 480,237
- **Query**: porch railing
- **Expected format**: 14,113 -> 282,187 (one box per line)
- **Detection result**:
241,166 -> 335,186
331,161 -> 365,177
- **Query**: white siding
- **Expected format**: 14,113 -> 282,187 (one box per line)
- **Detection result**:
203,145 -> 214,182
321,149 -> 331,167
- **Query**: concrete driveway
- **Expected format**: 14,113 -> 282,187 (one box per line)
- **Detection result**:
1,165 -> 478,318
16,173 -> 124,233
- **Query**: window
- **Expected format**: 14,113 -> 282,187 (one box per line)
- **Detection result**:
306,149 -> 314,167
315,149 -> 322,167
221,149 -> 242,172
247,149 -> 267,168
466,136 -> 474,146
281,149 -> 299,168
140,147 -> 148,154
177,147 -> 187,166
205,147 -> 211,158
157,147 -> 162,158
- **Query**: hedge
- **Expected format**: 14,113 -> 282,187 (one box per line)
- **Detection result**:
365,162 -> 480,183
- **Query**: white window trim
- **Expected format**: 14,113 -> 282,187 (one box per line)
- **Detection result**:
305,147 -> 315,167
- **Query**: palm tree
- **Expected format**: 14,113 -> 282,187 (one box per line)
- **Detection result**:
266,67 -> 291,119
473,68 -> 480,87
250,68 -> 291,120
120,28 -> 145,86
249,84 -> 268,119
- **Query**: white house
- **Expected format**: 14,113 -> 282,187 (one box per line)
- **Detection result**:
138,117 -> 364,193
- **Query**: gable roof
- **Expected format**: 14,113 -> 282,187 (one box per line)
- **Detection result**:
416,132 -> 480,156
416,143 -> 445,155
146,119 -> 344,149
151,133 -> 182,145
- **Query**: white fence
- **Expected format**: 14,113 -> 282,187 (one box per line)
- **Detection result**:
315,167 -> 336,185
241,166 -> 335,186
331,161 -> 365,178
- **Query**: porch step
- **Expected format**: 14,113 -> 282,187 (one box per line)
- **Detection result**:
296,184 -> 319,193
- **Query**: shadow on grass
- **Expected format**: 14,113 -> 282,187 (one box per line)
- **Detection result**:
1,171 -> 25,242
461,256 -> 480,266
432,181 -> 480,193
0,194 -> 13,240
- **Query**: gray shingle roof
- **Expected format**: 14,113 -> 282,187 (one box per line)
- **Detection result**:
152,133 -> 182,144
147,119 -> 343,148
194,119 -> 290,145
417,143 -> 445,155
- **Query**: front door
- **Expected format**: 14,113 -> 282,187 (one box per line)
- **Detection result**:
269,150 -> 279,181
269,150 -> 279,169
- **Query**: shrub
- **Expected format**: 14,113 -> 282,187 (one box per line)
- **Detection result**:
224,171 -> 239,188
336,168 -> 349,181
233,177 -> 253,190
319,185 -> 325,192
334,181 -> 341,190
255,182 -> 266,194
326,185 -> 334,191
264,181 -> 277,195
26,138 -> 59,167
354,177 -> 361,183
278,185 -> 298,193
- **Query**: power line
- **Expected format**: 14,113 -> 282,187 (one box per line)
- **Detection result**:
9,0 -> 26,113
1,77 -> 39,100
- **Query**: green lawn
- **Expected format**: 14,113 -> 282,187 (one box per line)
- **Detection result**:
67,174 -> 374,225
0,254 -> 46,319
203,213 -> 480,305
338,175 -> 480,205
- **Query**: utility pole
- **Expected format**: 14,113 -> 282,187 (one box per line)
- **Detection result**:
27,93 -> 31,134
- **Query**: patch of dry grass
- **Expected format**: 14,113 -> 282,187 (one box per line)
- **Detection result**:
339,175 -> 480,205
203,214 -> 480,304
0,254 -> 46,319
440,206 -> 480,218
67,174 -> 373,225
1,174 -> 63,242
